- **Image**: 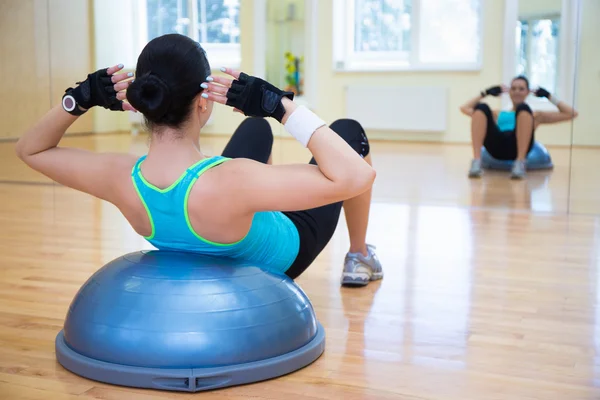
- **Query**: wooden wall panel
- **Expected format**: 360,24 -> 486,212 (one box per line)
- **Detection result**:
0,0 -> 51,139
0,0 -> 93,139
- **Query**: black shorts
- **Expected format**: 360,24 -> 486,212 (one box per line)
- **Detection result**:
476,103 -> 535,160
220,117 -> 370,279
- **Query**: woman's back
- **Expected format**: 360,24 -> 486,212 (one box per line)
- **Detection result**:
128,154 -> 300,273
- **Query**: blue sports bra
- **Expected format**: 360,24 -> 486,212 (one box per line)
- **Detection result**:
497,111 -> 516,132
131,155 -> 300,274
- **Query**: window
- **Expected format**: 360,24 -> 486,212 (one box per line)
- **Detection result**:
352,0 -> 412,64
515,16 -> 560,95
143,0 -> 241,68
333,0 -> 482,71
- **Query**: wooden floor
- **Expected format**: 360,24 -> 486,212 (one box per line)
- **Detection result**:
1,133 -> 600,399
5,131 -> 600,214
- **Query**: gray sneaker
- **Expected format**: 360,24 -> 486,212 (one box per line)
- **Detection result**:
468,159 -> 482,178
341,244 -> 384,286
511,160 -> 526,179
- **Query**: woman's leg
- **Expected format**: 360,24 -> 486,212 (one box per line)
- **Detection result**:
341,152 -> 373,256
318,119 -> 373,258
469,103 -> 494,178
514,103 -> 534,161
339,149 -> 381,286
221,117 -> 273,164
285,119 -> 381,286
471,104 -> 492,159
511,103 -> 535,179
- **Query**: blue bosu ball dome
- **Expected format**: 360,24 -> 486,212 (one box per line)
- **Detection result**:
481,141 -> 553,170
55,251 -> 325,392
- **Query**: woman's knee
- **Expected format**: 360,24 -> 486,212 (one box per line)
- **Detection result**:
238,117 -> 273,145
515,103 -> 533,117
329,118 -> 370,158
473,102 -> 492,119
223,117 -> 273,162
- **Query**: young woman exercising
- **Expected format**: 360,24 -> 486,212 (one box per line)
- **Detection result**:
15,34 -> 383,286
460,75 -> 578,179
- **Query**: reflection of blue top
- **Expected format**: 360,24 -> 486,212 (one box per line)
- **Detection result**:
497,111 -> 516,132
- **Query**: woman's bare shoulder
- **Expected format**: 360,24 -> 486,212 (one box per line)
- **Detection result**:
185,157 -> 261,219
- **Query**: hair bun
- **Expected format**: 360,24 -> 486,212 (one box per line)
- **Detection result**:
126,73 -> 172,121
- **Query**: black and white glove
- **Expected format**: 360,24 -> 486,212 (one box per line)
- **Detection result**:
534,87 -> 551,99
63,68 -> 125,115
225,72 -> 294,123
534,86 -> 561,106
480,86 -> 503,97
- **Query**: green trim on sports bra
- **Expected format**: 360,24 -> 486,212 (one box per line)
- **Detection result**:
182,157 -> 248,247
135,158 -> 208,193
131,166 -> 156,240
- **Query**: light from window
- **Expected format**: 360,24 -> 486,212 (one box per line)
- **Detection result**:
196,0 -> 240,44
418,0 -> 480,64
515,20 -> 528,76
353,0 -> 411,53
515,17 -> 559,94
144,0 -> 240,67
333,0 -> 482,71
146,0 -> 190,40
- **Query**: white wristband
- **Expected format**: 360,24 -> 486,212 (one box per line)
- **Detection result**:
283,105 -> 326,147
550,95 -> 560,106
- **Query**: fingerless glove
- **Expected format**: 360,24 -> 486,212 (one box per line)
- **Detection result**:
64,68 -> 124,112
225,72 -> 294,122
534,87 -> 551,99
481,86 -> 503,97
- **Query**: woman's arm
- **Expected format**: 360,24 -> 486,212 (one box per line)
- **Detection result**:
15,64 -> 137,202
459,85 -> 507,116
15,105 -> 80,158
533,87 -> 579,125
202,69 -> 376,212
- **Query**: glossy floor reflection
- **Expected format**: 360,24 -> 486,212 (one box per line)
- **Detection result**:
1,133 -> 599,399
0,133 -> 574,213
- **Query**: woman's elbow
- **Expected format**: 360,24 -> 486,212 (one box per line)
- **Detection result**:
345,166 -> 376,196
14,140 -> 27,161
366,166 -> 376,186
459,107 -> 472,117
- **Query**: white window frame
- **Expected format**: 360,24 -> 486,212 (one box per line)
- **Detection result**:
135,0 -> 241,70
332,0 -> 484,72
502,0 -> 582,111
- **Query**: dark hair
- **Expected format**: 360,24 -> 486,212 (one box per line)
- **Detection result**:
512,75 -> 530,89
126,34 -> 211,130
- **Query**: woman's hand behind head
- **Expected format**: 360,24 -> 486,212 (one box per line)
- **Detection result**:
201,67 -> 294,123
109,64 -> 137,112
64,64 -> 136,113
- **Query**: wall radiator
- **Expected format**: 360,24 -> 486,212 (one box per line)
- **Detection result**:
345,85 -> 448,132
